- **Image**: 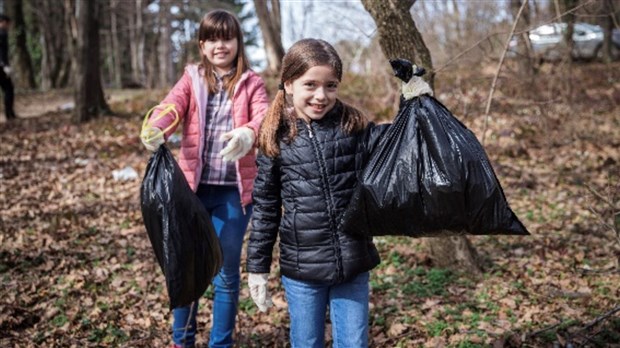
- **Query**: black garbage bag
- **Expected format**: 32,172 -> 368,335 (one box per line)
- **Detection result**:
341,59 -> 528,238
140,146 -> 222,309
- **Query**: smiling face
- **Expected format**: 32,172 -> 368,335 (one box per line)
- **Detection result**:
285,65 -> 339,122
200,37 -> 238,75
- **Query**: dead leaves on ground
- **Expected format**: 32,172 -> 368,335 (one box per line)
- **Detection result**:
1,63 -> 619,347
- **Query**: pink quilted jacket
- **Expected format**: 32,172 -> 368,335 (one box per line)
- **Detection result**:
148,64 -> 269,207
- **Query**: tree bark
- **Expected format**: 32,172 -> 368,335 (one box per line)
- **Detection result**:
130,0 -> 146,86
157,0 -> 173,87
36,0 -> 71,89
73,0 -> 108,123
6,0 -> 36,89
253,0 -> 284,75
600,0 -> 614,63
510,0 -> 536,78
361,0 -> 435,88
562,0 -> 577,104
362,0 -> 482,274
110,0 -> 122,88
64,0 -> 78,88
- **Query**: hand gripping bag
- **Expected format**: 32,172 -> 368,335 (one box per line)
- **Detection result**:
140,105 -> 222,309
340,59 -> 529,238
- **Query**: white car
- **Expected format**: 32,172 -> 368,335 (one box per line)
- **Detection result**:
509,22 -> 620,61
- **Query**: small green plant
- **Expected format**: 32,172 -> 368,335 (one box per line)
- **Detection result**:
51,313 -> 68,327
426,320 -> 449,336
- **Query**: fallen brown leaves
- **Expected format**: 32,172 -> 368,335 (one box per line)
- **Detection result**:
1,62 -> 619,347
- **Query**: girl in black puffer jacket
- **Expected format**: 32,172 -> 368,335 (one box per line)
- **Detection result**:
246,38 -> 387,348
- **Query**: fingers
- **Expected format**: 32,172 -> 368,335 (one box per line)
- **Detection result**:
219,137 -> 240,158
222,146 -> 246,162
249,283 -> 271,312
140,128 -> 165,152
219,131 -> 233,142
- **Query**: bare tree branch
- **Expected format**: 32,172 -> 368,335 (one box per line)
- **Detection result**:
481,0 -> 528,145
434,0 -> 598,74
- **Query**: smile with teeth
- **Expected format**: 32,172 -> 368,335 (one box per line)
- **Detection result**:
309,103 -> 326,112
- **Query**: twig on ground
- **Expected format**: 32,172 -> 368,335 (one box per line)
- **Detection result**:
585,184 -> 618,211
579,305 -> 620,332
527,319 -> 572,338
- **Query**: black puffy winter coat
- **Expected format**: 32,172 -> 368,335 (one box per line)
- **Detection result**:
247,104 -> 387,285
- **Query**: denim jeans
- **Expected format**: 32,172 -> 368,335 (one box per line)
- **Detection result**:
282,272 -> 370,348
172,185 -> 252,348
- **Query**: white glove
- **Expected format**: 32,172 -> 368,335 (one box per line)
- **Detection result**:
2,66 -> 11,76
401,74 -> 433,100
219,127 -> 255,162
248,273 -> 273,312
140,126 -> 165,152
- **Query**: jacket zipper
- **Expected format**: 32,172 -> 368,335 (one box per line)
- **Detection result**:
306,122 -> 343,282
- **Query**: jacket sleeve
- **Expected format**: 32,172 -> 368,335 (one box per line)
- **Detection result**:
243,75 -> 269,143
246,152 -> 282,274
148,69 -> 192,139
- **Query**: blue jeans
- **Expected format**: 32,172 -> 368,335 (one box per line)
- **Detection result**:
282,272 -> 370,348
172,185 -> 252,348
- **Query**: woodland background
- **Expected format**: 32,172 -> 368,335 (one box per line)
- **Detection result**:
0,0 -> 619,347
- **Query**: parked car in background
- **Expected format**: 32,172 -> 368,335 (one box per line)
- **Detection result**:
509,22 -> 620,61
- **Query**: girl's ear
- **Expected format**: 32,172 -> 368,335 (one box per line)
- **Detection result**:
284,81 -> 292,94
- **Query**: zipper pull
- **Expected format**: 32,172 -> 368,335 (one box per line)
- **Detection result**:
306,123 -> 313,138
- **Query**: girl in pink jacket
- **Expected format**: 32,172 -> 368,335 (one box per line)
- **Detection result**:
140,10 -> 268,348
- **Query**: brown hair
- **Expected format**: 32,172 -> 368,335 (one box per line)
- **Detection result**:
259,38 -> 367,157
197,10 -> 249,96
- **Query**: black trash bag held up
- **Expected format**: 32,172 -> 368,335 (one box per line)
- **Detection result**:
140,105 -> 222,309
341,59 -> 529,238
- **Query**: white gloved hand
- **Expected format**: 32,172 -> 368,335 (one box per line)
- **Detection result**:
219,127 -> 255,162
248,273 -> 273,312
2,66 -> 11,76
140,126 -> 165,152
401,71 -> 433,100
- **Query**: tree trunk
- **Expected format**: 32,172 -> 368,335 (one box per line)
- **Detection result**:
73,0 -> 108,123
362,0 -> 482,275
600,0 -> 614,63
157,0 -> 173,87
64,0 -> 78,88
6,0 -> 36,89
510,0 -> 536,79
562,0 -> 576,103
39,0 -> 70,88
361,0 -> 435,88
130,0 -> 146,86
110,0 -> 121,88
253,0 -> 284,75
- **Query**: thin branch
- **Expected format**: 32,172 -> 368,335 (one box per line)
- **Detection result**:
481,0 -> 528,145
434,0 -> 598,74
580,305 -> 620,332
528,319 -> 569,337
585,184 -> 618,210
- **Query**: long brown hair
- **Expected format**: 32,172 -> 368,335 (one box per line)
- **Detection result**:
259,38 -> 368,157
197,10 -> 249,96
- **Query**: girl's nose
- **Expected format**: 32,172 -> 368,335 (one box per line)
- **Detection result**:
315,87 -> 326,101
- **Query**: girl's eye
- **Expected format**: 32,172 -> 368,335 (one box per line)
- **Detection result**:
327,83 -> 338,89
304,82 -> 315,88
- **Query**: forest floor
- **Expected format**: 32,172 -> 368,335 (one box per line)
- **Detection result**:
0,61 -> 619,347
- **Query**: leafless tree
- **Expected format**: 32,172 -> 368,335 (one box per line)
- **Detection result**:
73,0 -> 108,123
6,0 -> 36,88
254,0 -> 284,75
